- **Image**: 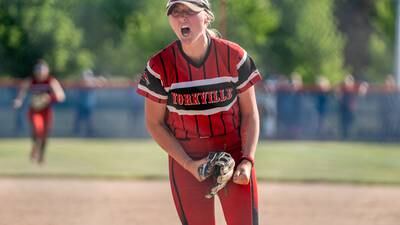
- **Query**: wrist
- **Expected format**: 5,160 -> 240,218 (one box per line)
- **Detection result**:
240,156 -> 255,167
182,158 -> 193,170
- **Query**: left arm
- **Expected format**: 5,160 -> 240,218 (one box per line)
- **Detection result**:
239,86 -> 260,160
233,86 -> 260,185
49,79 -> 66,102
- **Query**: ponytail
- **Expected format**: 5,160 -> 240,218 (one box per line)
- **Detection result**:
204,4 -> 219,38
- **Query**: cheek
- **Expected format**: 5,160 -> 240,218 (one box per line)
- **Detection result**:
168,18 -> 180,33
190,17 -> 207,31
198,16 -> 209,30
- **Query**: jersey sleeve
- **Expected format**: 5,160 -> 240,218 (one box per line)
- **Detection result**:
236,52 -> 262,93
136,60 -> 168,104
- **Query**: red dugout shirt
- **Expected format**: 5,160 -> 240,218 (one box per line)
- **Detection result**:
137,36 -> 262,139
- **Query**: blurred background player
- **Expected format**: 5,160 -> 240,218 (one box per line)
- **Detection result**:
379,74 -> 400,140
137,0 -> 261,224
336,74 -> 368,140
73,69 -> 105,137
13,60 -> 65,165
276,72 -> 303,139
314,75 -> 332,138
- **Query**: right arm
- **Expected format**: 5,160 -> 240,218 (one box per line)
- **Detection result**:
13,79 -> 31,109
145,99 -> 207,181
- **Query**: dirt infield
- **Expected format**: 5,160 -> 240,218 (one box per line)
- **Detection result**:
0,179 -> 400,225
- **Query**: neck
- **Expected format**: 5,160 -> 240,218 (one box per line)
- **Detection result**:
181,34 -> 209,63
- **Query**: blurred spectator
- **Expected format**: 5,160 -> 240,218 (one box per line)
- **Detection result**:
288,73 -> 304,139
314,76 -> 331,138
276,73 -> 303,139
256,78 -> 277,138
73,69 -> 105,137
264,79 -> 278,138
128,76 -> 145,136
336,74 -> 368,140
379,74 -> 400,140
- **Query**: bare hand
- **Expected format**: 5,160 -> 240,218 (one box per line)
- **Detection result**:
183,157 -> 209,182
233,160 -> 252,185
13,99 -> 23,109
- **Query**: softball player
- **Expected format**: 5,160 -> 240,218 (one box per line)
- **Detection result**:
14,60 -> 65,165
137,1 -> 261,224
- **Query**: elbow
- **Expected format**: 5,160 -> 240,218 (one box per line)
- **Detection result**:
145,117 -> 163,135
241,111 -> 260,127
145,119 -> 153,133
243,109 -> 260,121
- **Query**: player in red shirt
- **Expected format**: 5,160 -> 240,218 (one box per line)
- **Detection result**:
137,1 -> 261,224
14,60 -> 65,165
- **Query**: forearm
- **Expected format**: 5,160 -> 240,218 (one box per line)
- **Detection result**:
15,82 -> 29,101
16,90 -> 27,101
50,80 -> 66,102
146,121 -> 192,168
240,112 -> 260,160
13,81 -> 29,108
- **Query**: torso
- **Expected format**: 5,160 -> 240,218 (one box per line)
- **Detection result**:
138,36 -> 261,140
29,76 -> 54,110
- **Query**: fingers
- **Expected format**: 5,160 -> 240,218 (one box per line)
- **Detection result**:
233,168 -> 241,179
233,166 -> 250,185
195,157 -> 211,182
13,99 -> 22,109
233,173 -> 250,185
199,157 -> 209,164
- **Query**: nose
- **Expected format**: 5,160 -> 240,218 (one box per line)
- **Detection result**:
178,15 -> 188,22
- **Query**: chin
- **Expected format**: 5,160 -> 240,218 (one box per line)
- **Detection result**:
179,37 -> 194,45
179,33 -> 202,46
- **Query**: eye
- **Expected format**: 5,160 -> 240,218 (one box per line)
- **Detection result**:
186,9 -> 198,16
171,9 -> 181,17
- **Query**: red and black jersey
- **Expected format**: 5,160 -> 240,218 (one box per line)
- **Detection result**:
30,76 -> 54,95
29,76 -> 55,110
137,36 -> 262,139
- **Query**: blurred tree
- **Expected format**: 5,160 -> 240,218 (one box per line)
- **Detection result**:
222,0 -> 280,66
68,0 -> 146,76
2,0 -> 381,82
366,0 -> 395,81
75,0 -> 280,77
81,0 -> 280,77
335,0 -> 374,79
268,0 -> 346,83
0,0 -> 92,77
98,0 -> 175,76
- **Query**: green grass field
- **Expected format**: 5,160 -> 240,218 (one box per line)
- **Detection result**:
0,139 -> 400,185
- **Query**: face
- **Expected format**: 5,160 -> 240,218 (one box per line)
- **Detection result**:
33,64 -> 50,81
168,4 -> 209,45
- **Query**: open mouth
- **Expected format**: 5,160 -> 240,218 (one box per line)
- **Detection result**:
181,26 -> 191,37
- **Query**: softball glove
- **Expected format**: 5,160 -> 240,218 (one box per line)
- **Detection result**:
31,93 -> 50,111
198,152 -> 235,199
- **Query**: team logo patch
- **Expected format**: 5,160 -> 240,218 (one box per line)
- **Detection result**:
167,82 -> 237,115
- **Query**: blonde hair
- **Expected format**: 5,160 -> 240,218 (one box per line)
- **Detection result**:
204,9 -> 215,23
204,6 -> 219,37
